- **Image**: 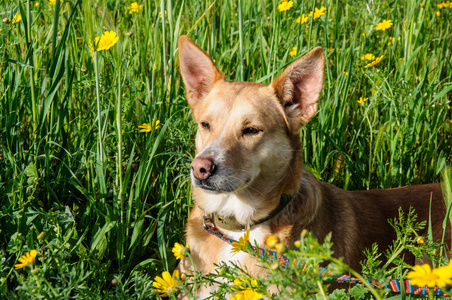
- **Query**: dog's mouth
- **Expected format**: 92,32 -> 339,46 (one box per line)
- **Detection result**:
192,176 -> 234,193
191,173 -> 249,193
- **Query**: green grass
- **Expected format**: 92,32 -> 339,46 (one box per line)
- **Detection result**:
0,0 -> 451,298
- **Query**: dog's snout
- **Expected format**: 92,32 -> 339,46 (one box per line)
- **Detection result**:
191,157 -> 216,181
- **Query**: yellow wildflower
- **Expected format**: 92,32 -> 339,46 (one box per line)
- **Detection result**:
289,46 -> 297,57
327,48 -> 334,53
295,14 -> 309,25
443,2 -> 450,7
127,2 -> 143,14
438,3 -> 444,8
231,229 -> 250,256
375,19 -> 393,31
360,53 -> 375,61
343,71 -> 348,76
436,11 -> 441,17
420,3 -> 424,7
230,288 -> 263,300
152,270 -> 180,298
407,263 -> 452,288
95,31 -> 119,51
266,236 -> 279,248
313,6 -> 326,19
49,0 -> 56,5
12,13 -> 22,24
172,242 -> 190,260
364,55 -> 384,68
277,0 -> 293,12
357,97 -> 368,104
138,120 -> 161,132
308,11 -> 313,17
15,250 -> 37,269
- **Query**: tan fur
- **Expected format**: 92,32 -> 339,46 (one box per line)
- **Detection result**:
177,35 -> 451,298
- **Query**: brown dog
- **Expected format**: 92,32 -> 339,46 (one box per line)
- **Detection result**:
177,35 -> 450,297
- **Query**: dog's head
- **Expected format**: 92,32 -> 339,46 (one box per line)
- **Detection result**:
179,36 -> 324,213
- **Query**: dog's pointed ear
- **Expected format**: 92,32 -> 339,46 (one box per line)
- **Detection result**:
178,36 -> 224,109
271,47 -> 325,132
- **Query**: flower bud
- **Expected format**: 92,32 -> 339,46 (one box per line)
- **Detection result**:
111,278 -> 118,285
416,236 -> 425,244
275,243 -> 287,254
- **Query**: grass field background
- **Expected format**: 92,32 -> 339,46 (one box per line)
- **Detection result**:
0,0 -> 451,298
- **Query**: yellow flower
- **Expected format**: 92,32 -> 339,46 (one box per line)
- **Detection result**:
360,53 -> 375,61
364,55 -> 384,68
438,3 -> 444,8
327,48 -> 334,53
127,2 -> 143,14
375,19 -> 393,31
138,120 -> 161,132
152,270 -> 180,298
308,11 -> 313,17
443,2 -> 450,8
420,3 -> 425,7
295,14 -> 309,25
49,0 -> 56,5
436,11 -> 441,17
230,288 -> 263,300
15,250 -> 37,269
277,0 -> 293,12
407,263 -> 452,288
12,13 -> 22,24
343,71 -> 348,76
357,97 -> 368,104
95,31 -> 119,51
289,46 -> 297,57
313,6 -> 326,19
172,242 -> 189,260
231,229 -> 250,256
266,236 -> 279,248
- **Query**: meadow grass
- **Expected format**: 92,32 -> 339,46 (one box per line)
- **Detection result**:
0,0 -> 451,298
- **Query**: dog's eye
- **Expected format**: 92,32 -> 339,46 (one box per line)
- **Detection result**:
200,122 -> 210,130
242,127 -> 260,136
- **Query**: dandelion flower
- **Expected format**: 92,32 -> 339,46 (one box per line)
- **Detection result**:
375,19 -> 393,31
138,120 -> 161,132
295,14 -> 309,25
127,2 -> 143,14
277,0 -> 293,12
436,11 -> 441,17
313,6 -> 326,19
266,236 -> 279,248
357,97 -> 368,104
49,0 -> 56,5
289,47 -> 297,57
15,250 -> 37,269
172,242 -> 190,260
231,229 -> 250,256
230,288 -> 263,300
12,13 -> 22,24
437,3 -> 444,8
407,263 -> 452,288
95,31 -> 119,51
152,270 -> 180,298
360,53 -> 375,61
364,55 -> 384,68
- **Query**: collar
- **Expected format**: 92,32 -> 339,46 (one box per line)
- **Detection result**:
202,194 -> 292,231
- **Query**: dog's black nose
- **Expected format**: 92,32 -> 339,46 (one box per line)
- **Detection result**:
191,157 -> 215,181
